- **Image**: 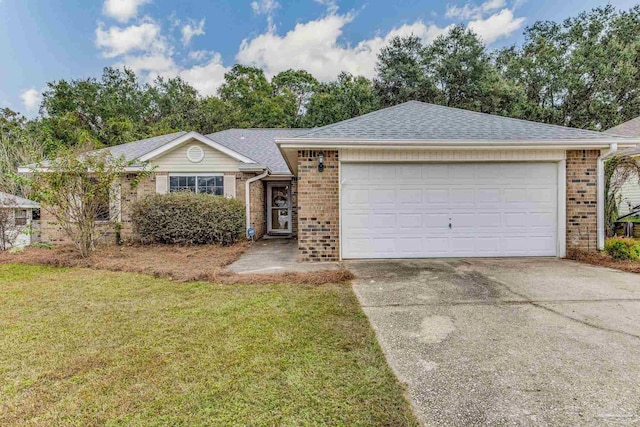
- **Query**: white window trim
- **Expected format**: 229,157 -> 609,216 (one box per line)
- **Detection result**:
169,173 -> 225,195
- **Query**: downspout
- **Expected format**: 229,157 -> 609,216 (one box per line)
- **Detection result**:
597,143 -> 618,250
245,169 -> 269,237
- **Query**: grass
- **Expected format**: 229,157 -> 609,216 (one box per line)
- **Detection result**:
0,264 -> 417,426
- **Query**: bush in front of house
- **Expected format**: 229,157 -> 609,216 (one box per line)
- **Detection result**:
604,237 -> 640,261
131,192 -> 245,245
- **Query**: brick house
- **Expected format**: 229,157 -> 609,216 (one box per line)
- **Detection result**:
26,101 -> 639,261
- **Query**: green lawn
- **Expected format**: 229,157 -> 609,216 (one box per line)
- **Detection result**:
0,264 -> 417,426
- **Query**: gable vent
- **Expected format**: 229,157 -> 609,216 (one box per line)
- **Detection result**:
187,145 -> 205,163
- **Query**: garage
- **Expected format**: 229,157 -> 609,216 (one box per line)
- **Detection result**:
340,162 -> 559,259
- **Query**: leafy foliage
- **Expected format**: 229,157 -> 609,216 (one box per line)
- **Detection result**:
604,155 -> 640,236
131,192 -> 245,245
27,151 -> 152,257
604,237 -> 640,261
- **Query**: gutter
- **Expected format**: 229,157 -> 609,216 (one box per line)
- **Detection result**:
245,169 -> 270,237
597,143 -> 619,250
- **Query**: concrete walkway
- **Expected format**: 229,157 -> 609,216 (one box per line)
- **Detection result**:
228,238 -> 340,273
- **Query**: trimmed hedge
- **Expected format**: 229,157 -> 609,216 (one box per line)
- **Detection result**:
131,192 -> 245,245
604,237 -> 640,261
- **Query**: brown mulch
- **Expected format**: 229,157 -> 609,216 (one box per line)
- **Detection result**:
567,249 -> 640,274
0,243 -> 354,285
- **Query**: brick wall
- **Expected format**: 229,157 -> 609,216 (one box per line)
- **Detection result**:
234,172 -> 266,239
297,150 -> 339,261
566,149 -> 599,252
119,173 -> 161,238
39,171 -> 269,244
291,178 -> 298,237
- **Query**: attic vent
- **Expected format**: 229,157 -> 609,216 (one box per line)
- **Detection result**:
187,145 -> 205,163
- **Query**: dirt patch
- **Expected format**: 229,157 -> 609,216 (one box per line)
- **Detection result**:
0,243 -> 353,285
568,249 -> 640,274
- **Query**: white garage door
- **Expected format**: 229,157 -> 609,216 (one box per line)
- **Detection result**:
341,163 -> 558,259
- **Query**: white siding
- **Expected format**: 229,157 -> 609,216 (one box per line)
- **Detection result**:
619,175 -> 640,216
340,149 -> 566,162
151,140 -> 242,172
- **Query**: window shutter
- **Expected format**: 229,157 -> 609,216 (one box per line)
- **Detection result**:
156,174 -> 168,194
223,175 -> 236,198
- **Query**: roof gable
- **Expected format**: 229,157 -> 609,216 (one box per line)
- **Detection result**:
138,132 -> 256,164
289,101 -> 634,142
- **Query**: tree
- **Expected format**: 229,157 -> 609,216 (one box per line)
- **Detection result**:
425,26 -> 507,113
218,65 -> 294,128
0,196 -> 21,251
272,69 -> 319,127
0,108 -> 49,198
374,35 -> 438,106
27,151 -> 152,257
604,155 -> 640,237
303,72 -> 379,127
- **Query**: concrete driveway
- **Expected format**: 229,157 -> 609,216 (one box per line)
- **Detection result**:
349,258 -> 640,426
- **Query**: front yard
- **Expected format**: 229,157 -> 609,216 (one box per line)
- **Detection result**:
0,264 -> 417,426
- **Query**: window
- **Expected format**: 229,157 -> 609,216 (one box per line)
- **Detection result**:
170,175 -> 223,195
15,210 -> 27,226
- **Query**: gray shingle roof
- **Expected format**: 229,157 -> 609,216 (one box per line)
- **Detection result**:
0,192 -> 39,208
292,101 -> 634,141
206,129 -> 309,174
96,131 -> 187,161
605,117 -> 640,137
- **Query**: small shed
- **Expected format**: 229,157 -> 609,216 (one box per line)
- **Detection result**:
0,192 -> 40,249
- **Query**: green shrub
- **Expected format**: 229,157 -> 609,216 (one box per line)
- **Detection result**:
131,192 -> 245,245
604,237 -> 640,261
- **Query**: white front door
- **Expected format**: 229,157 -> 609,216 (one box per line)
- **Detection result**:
341,162 -> 559,259
267,182 -> 292,234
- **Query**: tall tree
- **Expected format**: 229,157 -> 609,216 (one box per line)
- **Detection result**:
303,72 -> 380,127
272,69 -> 318,127
374,35 -> 438,106
425,26 -> 507,113
218,65 -> 294,128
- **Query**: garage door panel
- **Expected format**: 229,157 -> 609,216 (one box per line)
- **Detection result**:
341,162 -> 558,258
424,189 -> 448,204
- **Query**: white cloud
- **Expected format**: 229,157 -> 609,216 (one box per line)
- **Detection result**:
446,0 -> 506,20
314,0 -> 339,15
181,18 -> 205,45
103,0 -> 150,23
251,0 -> 280,32
188,50 -> 214,61
21,88 -> 42,112
237,13 -> 450,81
95,20 -> 166,57
179,53 -> 230,96
467,9 -> 525,44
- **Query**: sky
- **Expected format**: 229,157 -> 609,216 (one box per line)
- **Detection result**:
0,0 -> 638,116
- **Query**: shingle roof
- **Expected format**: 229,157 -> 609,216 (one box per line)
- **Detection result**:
96,131 -> 187,162
206,129 -> 309,174
0,192 -> 39,208
605,117 -> 640,137
292,101 -> 634,141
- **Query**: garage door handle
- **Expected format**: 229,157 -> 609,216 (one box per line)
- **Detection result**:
449,223 -> 452,229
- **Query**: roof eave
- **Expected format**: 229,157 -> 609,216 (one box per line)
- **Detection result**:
276,138 -> 640,149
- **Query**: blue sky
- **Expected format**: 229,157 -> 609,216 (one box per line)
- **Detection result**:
1,0 -> 638,116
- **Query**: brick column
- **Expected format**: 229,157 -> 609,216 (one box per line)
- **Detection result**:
566,150 -> 598,252
297,150 -> 339,261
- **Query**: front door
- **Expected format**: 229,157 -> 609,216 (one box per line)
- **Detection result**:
267,182 -> 292,234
